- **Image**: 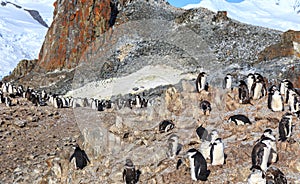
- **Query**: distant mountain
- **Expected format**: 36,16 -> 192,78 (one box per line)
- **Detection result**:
183,0 -> 300,31
0,0 -> 54,79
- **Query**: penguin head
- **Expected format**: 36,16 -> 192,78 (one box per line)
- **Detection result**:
72,143 -> 81,150
262,129 -> 276,141
239,80 -> 247,86
209,130 -> 219,142
282,112 -> 293,120
260,138 -> 272,147
250,165 -> 266,179
186,148 -> 198,156
125,158 -> 134,167
247,73 -> 255,79
268,85 -> 277,93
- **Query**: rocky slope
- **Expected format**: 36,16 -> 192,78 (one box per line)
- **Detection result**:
0,80 -> 299,183
3,0 -> 299,93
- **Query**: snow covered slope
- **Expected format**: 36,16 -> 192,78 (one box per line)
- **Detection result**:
0,0 -> 54,79
183,0 -> 300,32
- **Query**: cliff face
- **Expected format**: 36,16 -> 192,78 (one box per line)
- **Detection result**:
38,0 -> 124,71
258,30 -> 300,61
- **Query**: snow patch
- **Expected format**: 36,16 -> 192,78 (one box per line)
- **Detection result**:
183,0 -> 300,32
66,65 -> 196,99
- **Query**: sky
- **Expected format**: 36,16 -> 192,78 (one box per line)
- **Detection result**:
167,0 -> 244,7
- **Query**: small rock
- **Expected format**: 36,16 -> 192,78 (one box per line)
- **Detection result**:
132,87 -> 139,91
14,120 -> 27,128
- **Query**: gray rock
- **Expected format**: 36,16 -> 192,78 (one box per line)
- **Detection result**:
14,120 -> 27,128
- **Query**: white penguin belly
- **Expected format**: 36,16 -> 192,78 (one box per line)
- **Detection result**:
212,144 -> 224,165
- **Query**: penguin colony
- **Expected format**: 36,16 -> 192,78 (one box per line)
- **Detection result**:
0,82 -> 149,111
1,71 -> 299,183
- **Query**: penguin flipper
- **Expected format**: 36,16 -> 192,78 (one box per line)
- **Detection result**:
176,159 -> 183,169
69,153 -> 75,162
82,150 -> 90,163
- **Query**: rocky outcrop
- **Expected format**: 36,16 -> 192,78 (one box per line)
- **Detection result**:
258,30 -> 300,61
3,59 -> 37,81
24,9 -> 49,28
38,0 -> 122,71
37,0 -> 177,71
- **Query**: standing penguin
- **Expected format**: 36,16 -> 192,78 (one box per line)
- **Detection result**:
186,148 -> 210,181
4,96 -> 12,107
278,113 -> 293,142
223,73 -> 233,90
266,166 -> 287,184
279,79 -> 293,103
260,129 -> 278,164
196,125 -> 209,142
159,120 -> 175,133
123,159 -> 137,184
199,130 -> 219,160
199,100 -> 212,116
166,134 -> 181,159
268,88 -> 284,112
251,138 -> 272,171
69,144 -> 90,170
251,77 -> 265,100
0,92 -> 4,103
247,165 -> 266,184
196,72 -> 208,92
287,89 -> 300,113
238,80 -> 250,104
246,73 -> 255,93
210,138 -> 225,166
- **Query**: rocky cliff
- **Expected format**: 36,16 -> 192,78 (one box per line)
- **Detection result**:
4,0 -> 300,91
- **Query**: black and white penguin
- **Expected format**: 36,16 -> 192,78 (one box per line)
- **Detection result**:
0,92 -> 4,103
287,89 -> 300,113
4,96 -> 12,107
123,159 -> 137,184
132,95 -> 142,108
199,130 -> 219,160
159,120 -> 175,133
97,100 -> 106,111
141,97 -> 148,108
247,165 -> 266,184
61,97 -> 69,108
238,80 -> 250,104
199,100 -> 211,115
91,99 -> 98,110
251,137 -> 272,171
2,82 -> 8,93
246,73 -> 255,93
266,166 -> 287,184
7,83 -> 14,94
69,144 -> 90,170
166,134 -> 181,159
16,85 -> 24,97
210,138 -> 225,166
250,77 -> 265,100
41,90 -> 47,100
260,129 -> 278,164
196,72 -> 208,92
227,114 -> 251,125
54,97 -> 63,108
268,88 -> 284,112
186,148 -> 210,181
223,73 -> 233,90
196,125 -> 209,142
279,79 -> 293,103
105,100 -> 113,109
278,113 -> 293,142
